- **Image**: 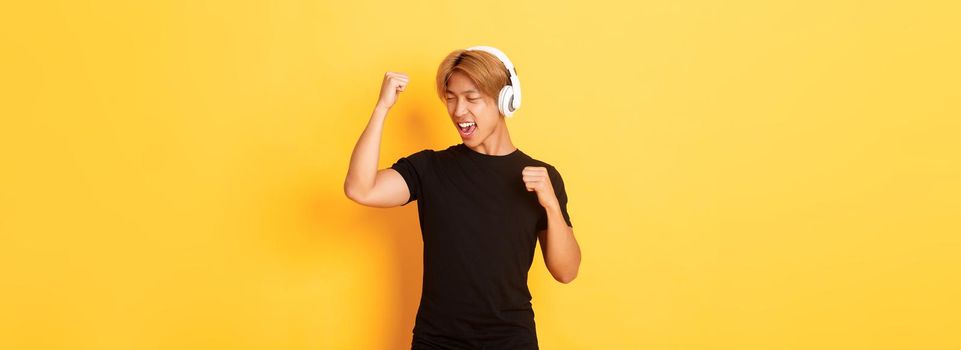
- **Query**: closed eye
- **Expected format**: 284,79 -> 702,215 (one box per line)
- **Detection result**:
447,97 -> 481,102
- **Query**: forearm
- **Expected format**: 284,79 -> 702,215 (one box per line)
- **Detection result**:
543,205 -> 581,283
344,106 -> 389,197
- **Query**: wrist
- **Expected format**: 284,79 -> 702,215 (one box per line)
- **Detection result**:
544,203 -> 562,215
370,106 -> 389,123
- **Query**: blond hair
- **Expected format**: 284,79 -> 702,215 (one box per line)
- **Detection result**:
435,49 -> 509,103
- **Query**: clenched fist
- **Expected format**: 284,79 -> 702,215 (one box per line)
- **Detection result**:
376,71 -> 409,110
523,166 -> 559,209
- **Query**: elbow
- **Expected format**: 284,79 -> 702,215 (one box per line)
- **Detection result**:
343,181 -> 365,204
554,271 -> 578,284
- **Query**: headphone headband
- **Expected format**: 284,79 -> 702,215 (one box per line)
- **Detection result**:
465,45 -> 522,115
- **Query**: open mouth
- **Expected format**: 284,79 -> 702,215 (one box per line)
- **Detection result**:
457,121 -> 477,138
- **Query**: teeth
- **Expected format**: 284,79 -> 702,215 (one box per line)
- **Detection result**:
458,122 -> 475,128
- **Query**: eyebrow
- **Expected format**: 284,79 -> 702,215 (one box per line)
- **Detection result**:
445,89 -> 479,94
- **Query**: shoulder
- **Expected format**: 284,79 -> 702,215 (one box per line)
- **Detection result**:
403,144 -> 464,158
432,143 -> 472,161
520,153 -> 560,174
392,148 -> 437,172
400,148 -> 436,160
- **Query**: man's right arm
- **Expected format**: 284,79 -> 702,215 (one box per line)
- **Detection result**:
343,72 -> 411,208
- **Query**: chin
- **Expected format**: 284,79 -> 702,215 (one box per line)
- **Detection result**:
464,133 -> 486,146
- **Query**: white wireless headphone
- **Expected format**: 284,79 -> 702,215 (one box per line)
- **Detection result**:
464,45 -> 522,118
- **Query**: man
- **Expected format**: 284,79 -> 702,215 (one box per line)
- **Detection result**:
344,46 -> 581,350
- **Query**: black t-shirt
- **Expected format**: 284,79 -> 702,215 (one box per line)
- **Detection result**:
391,143 -> 573,350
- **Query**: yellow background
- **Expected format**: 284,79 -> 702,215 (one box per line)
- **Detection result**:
2,0 -> 959,349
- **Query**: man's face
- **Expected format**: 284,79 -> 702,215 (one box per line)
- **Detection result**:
444,71 -> 502,146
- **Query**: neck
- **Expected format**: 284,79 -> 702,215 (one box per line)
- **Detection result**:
469,119 -> 515,155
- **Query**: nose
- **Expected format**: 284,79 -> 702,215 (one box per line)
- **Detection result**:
453,99 -> 469,118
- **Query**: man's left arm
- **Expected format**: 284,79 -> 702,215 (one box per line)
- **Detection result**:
523,166 -> 581,284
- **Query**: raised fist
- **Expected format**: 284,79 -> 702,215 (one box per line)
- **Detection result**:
376,71 -> 409,110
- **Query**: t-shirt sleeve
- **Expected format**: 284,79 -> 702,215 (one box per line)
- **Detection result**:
536,165 -> 573,231
389,149 -> 432,206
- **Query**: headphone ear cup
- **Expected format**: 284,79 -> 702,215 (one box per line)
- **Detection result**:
498,85 -> 514,118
